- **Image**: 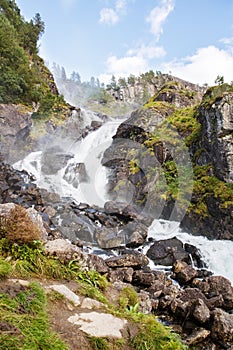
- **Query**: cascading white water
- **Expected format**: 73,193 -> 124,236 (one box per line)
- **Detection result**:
57,118 -> 123,206
145,219 -> 233,283
14,118 -> 124,207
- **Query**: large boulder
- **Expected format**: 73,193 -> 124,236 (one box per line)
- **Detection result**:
146,237 -> 192,266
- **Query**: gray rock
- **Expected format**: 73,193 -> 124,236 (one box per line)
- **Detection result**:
146,237 -> 191,266
68,312 -> 127,338
48,284 -> 81,306
0,104 -> 32,162
193,275 -> 233,310
108,267 -> 134,283
63,162 -> 89,188
105,252 -> 148,268
95,227 -> 125,248
44,238 -> 83,264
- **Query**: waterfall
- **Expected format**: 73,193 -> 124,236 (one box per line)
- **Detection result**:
14,117 -> 124,207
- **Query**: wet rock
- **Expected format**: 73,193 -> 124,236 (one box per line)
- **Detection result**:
90,120 -> 102,130
184,243 -> 206,268
41,145 -> 74,175
63,162 -> 89,188
52,206 -> 95,243
104,201 -> 139,219
95,227 -> 125,248
124,221 -> 148,248
146,237 -> 191,266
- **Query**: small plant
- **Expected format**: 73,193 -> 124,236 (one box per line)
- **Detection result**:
119,286 -> 139,311
129,159 -> 140,175
77,269 -> 108,290
0,258 -> 11,279
88,336 -> 110,350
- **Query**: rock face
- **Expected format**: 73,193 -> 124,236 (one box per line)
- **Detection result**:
196,93 -> 233,182
0,104 -> 32,162
103,83 -> 233,240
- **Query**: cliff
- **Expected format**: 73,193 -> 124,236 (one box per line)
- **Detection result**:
103,80 -> 233,240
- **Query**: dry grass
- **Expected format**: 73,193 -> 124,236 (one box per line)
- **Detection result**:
0,205 -> 41,244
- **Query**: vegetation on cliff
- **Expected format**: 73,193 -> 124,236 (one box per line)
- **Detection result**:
120,80 -> 233,231
0,0 -> 68,116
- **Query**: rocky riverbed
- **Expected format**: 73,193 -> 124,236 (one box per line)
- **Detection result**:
1,160 -> 233,349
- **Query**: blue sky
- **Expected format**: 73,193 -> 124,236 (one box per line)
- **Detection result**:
16,0 -> 233,86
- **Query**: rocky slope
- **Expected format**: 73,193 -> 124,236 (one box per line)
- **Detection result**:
1,196 -> 233,349
103,80 -> 233,240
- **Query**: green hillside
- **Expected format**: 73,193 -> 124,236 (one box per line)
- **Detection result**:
0,0 -> 65,114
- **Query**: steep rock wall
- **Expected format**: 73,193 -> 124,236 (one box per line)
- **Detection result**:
195,93 -> 233,182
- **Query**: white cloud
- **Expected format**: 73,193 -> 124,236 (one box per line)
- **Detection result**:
116,0 -> 127,13
220,37 -> 233,45
146,0 -> 175,41
99,8 -> 119,25
161,45 -> 233,85
99,0 -> 128,25
104,54 -> 148,78
127,44 -> 166,59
